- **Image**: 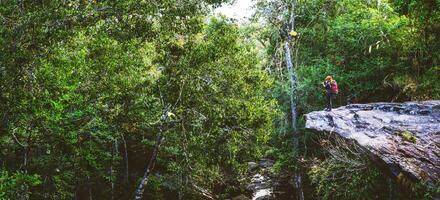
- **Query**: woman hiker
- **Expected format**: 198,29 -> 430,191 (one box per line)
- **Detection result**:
323,76 -> 338,111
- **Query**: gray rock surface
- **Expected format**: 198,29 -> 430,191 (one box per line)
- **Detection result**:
247,159 -> 275,200
244,158 -> 293,200
305,101 -> 440,183
248,162 -> 258,172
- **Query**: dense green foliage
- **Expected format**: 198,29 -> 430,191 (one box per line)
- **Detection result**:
1,0 -> 439,199
0,1 -> 276,199
256,0 -> 440,110
307,136 -> 439,200
308,139 -> 388,200
254,0 -> 439,199
0,170 -> 41,200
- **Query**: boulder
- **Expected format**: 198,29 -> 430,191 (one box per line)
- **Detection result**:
305,101 -> 440,183
246,159 -> 276,200
248,162 -> 258,171
259,159 -> 274,168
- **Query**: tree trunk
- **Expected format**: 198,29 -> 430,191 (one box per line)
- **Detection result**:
88,176 -> 93,200
284,0 -> 304,199
121,133 -> 129,184
133,131 -> 164,200
133,108 -> 169,200
110,165 -> 114,200
111,140 -> 118,200
284,40 -> 304,200
89,187 -> 93,200
284,42 -> 297,135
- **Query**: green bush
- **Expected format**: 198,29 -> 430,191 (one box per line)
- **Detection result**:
307,137 -> 390,200
0,170 -> 41,200
408,181 -> 440,200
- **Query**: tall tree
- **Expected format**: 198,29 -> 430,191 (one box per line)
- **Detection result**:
255,0 -> 304,199
284,1 -> 304,199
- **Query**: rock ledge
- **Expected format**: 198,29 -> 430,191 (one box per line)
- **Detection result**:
305,101 -> 440,183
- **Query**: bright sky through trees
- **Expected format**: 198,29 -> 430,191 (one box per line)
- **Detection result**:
214,0 -> 255,22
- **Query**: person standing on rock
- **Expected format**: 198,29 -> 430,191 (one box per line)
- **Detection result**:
323,76 -> 338,111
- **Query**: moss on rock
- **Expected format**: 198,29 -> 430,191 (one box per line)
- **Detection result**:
398,131 -> 417,143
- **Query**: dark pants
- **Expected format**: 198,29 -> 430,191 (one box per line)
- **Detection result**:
326,92 -> 333,110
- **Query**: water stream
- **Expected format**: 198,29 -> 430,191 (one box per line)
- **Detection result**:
250,173 -> 272,200
247,159 -> 275,200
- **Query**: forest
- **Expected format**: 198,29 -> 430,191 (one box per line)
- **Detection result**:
0,0 -> 439,199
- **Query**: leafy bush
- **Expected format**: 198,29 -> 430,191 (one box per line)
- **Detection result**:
0,170 -> 41,200
308,137 -> 389,200
413,182 -> 440,200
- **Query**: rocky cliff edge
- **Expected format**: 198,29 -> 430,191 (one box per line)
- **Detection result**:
305,101 -> 440,183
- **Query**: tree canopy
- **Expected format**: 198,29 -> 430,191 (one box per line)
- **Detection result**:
1,0 -> 439,199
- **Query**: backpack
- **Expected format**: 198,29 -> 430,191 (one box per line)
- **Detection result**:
331,80 -> 339,94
